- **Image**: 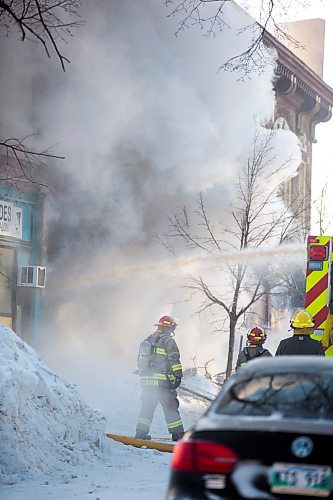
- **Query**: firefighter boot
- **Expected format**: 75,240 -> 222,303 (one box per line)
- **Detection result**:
135,431 -> 151,440
171,432 -> 184,442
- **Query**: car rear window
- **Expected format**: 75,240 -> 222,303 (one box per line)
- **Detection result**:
214,373 -> 333,419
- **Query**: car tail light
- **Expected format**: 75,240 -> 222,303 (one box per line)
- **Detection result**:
309,245 -> 327,261
171,440 -> 239,474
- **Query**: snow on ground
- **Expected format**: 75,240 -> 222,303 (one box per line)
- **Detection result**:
1,442 -> 173,500
182,369 -> 221,401
0,325 -> 213,499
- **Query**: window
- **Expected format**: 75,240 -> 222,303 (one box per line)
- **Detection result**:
215,373 -> 333,420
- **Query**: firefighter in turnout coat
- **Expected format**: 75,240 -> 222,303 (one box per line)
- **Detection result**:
236,326 -> 272,369
275,310 -> 325,356
135,315 -> 184,441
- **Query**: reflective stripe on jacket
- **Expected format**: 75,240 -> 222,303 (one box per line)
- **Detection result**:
140,331 -> 182,385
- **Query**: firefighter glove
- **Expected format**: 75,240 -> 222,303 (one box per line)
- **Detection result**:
173,377 -> 181,389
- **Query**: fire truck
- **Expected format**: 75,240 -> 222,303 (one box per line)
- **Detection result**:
305,235 -> 333,356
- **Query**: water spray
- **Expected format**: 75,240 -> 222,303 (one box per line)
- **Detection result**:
63,243 -> 306,291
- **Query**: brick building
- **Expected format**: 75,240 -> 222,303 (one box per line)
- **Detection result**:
264,22 -> 333,234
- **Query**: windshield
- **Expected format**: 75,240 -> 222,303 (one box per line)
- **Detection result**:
215,373 -> 333,419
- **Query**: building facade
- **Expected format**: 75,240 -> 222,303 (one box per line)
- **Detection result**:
264,28 -> 333,234
0,150 -> 46,342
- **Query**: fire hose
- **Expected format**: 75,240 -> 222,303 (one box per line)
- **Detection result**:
179,385 -> 215,402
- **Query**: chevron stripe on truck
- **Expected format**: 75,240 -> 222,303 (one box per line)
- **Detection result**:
305,235 -> 333,351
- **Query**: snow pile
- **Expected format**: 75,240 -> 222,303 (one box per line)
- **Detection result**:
0,325 -> 106,485
182,369 -> 221,401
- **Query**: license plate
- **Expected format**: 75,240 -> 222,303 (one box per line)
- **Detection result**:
270,462 -> 333,497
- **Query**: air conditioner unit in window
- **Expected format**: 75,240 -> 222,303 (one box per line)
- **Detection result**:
17,266 -> 46,288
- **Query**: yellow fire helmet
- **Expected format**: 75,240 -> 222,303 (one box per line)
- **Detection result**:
290,309 -> 315,329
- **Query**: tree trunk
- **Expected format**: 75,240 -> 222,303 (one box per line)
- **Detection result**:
225,317 -> 236,380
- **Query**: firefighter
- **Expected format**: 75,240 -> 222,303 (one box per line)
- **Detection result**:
275,309 -> 325,356
236,326 -> 272,369
135,315 -> 184,442
326,329 -> 333,356
321,313 -> 333,355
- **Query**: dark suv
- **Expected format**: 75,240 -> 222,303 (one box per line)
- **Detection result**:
166,356 -> 333,499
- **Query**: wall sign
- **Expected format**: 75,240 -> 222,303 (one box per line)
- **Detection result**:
0,200 -> 23,239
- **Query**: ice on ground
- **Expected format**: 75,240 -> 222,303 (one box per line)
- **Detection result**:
0,325 -> 106,485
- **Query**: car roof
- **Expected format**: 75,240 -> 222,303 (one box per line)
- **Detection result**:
233,355 -> 333,378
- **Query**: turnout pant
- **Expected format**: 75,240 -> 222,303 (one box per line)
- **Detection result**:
136,384 -> 184,436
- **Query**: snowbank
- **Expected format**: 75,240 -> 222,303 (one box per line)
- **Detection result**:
0,325 -> 106,485
182,369 -> 221,401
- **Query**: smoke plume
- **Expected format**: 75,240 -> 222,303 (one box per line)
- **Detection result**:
0,0 -> 304,414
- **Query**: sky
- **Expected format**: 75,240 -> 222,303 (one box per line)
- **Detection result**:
304,1 -> 333,232
278,0 -> 333,233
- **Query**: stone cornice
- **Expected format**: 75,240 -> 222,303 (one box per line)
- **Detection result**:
263,30 -> 333,109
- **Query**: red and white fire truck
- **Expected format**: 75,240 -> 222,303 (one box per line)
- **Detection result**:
305,235 -> 333,355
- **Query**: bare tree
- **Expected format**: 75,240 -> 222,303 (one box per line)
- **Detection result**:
163,129 -> 306,379
0,0 -> 82,71
274,262 -> 305,308
0,138 -> 65,191
0,1 -> 82,187
274,183 -> 333,333
164,0 -> 305,76
313,181 -> 330,236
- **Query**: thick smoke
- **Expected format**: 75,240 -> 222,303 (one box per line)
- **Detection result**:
1,1 -> 303,412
